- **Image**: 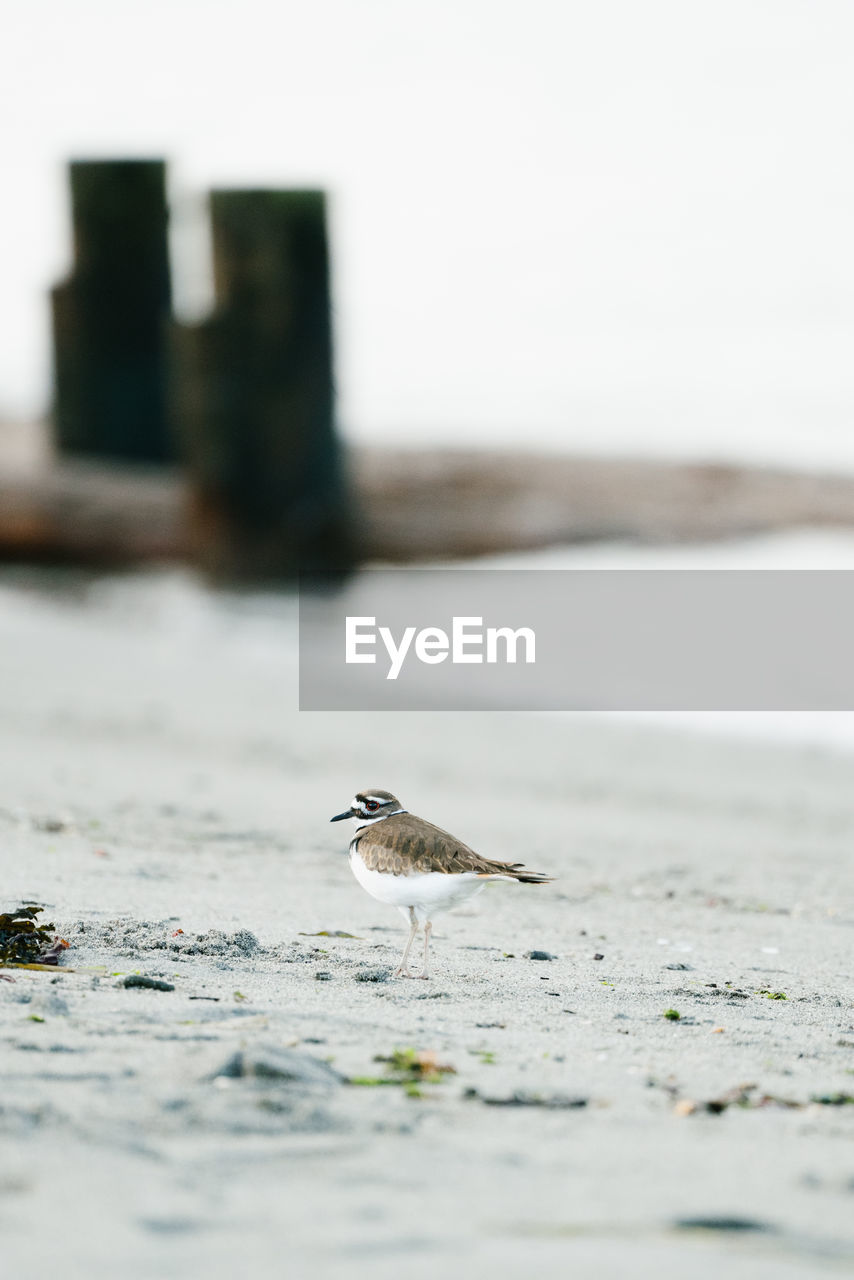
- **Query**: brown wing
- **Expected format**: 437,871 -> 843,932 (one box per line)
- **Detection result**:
355,813 -> 551,882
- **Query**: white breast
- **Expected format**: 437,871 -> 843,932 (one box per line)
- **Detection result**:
349,848 -> 489,922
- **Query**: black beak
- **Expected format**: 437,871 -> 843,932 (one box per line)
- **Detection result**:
330,810 -> 353,823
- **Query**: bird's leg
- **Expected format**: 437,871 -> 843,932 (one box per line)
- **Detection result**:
393,908 -> 419,978
417,920 -> 433,980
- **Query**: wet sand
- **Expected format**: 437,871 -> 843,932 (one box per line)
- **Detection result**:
1,570 -> 853,1279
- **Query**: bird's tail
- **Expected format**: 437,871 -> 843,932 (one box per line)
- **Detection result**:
478,862 -> 553,884
508,865 -> 553,884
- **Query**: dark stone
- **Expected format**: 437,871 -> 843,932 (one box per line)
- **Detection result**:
674,1217 -> 775,1234
527,950 -> 555,961
138,1217 -> 201,1235
123,975 -> 175,991
212,1044 -> 343,1087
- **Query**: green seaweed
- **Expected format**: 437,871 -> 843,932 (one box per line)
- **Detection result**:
350,1047 -> 456,1091
674,1083 -> 850,1114
664,1009 -> 682,1021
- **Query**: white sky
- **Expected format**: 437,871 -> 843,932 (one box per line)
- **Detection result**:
4,0 -> 854,466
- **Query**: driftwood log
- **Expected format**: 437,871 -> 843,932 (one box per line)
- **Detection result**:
2,442 -> 854,568
352,450 -> 854,561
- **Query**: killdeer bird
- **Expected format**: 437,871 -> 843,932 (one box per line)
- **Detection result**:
330,789 -> 551,979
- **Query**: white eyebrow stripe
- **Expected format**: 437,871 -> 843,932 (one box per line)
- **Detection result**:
365,795 -> 391,804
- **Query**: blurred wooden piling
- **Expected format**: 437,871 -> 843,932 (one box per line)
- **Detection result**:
172,189 -> 354,578
51,161 -> 175,462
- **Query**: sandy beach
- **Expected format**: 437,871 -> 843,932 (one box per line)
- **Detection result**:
1,567 -> 853,1279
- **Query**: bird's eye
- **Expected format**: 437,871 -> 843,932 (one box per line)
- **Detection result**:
365,800 -> 379,812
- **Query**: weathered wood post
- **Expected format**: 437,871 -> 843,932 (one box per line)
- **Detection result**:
173,189 -> 354,578
51,159 -> 175,461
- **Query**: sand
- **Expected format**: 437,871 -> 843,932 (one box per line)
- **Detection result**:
1,568 -> 853,1279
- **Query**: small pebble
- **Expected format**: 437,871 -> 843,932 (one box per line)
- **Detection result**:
593,953 -> 604,961
674,1217 -> 772,1234
527,950 -> 555,961
315,971 -> 332,981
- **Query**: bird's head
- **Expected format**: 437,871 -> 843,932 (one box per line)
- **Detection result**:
330,789 -> 405,827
